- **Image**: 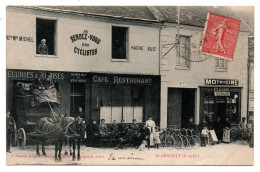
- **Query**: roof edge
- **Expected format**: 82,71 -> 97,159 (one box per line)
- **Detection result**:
9,6 -> 161,23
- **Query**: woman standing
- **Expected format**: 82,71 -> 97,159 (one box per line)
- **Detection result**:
222,117 -> 231,143
145,116 -> 156,147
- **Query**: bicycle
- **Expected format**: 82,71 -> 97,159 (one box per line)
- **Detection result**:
185,129 -> 201,149
179,129 -> 191,149
172,129 -> 184,149
160,128 -> 183,149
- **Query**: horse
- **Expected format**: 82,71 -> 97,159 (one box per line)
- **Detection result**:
64,117 -> 86,161
36,115 -> 74,161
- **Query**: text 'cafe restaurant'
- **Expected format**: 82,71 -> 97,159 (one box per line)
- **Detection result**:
6,69 -> 160,125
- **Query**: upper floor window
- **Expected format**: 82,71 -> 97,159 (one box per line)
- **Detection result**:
215,58 -> 228,70
112,26 -> 128,60
36,18 -> 57,56
176,35 -> 190,67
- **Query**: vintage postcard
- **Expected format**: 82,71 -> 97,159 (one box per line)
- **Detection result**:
5,5 -> 254,165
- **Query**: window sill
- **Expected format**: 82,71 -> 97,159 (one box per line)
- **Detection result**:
214,68 -> 228,72
110,59 -> 129,62
35,54 -> 58,58
175,65 -> 190,70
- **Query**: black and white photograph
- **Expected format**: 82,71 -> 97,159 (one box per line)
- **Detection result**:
4,3 -> 254,166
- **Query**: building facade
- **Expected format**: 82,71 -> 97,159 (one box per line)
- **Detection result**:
6,6 -> 161,125
157,7 -> 251,130
6,6 -> 253,131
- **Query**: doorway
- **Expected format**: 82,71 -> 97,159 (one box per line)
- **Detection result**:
167,88 -> 196,128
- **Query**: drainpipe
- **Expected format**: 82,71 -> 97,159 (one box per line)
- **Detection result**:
159,22 -> 165,128
159,22 -> 165,76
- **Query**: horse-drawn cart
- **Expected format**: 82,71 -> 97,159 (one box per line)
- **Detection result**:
14,87 -> 61,149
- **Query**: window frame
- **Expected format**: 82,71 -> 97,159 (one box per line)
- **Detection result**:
111,25 -> 129,62
35,17 -> 58,58
215,57 -> 228,71
176,35 -> 191,68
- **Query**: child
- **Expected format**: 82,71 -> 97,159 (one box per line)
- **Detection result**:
201,126 -> 209,147
153,126 -> 161,149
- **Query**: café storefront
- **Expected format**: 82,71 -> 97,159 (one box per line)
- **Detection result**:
6,69 -> 160,125
200,79 -> 242,126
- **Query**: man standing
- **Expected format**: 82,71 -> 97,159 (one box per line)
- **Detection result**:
76,107 -> 84,118
87,120 -> 99,147
6,111 -> 13,153
239,117 -> 247,132
187,117 -> 195,131
214,117 -> 222,143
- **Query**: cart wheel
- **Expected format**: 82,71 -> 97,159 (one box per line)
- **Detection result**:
17,128 -> 26,149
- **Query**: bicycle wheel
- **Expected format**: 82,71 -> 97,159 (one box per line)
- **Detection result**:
159,133 -> 167,147
165,135 -> 175,149
181,136 -> 189,149
191,135 -> 201,149
173,135 -> 183,149
185,136 -> 193,150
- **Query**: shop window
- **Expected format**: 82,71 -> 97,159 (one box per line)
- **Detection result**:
36,18 -> 56,56
200,88 -> 240,125
215,58 -> 228,70
98,85 -> 144,123
112,26 -> 128,60
70,83 -> 85,117
176,35 -> 190,67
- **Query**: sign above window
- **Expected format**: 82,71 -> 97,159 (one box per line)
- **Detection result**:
205,79 -> 239,86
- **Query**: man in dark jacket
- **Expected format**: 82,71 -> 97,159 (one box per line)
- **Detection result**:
207,115 -> 215,130
6,111 -> 13,153
118,119 -> 128,137
187,117 -> 195,131
87,120 -> 99,147
214,116 -> 222,143
140,124 -> 151,149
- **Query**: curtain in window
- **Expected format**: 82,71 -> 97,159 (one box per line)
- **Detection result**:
112,106 -> 122,122
176,36 -> 190,67
123,107 -> 134,123
134,106 -> 143,123
100,106 -> 112,123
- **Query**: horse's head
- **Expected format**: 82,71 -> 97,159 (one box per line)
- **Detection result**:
57,115 -> 74,131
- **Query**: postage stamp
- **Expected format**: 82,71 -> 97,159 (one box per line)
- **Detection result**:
200,13 -> 241,60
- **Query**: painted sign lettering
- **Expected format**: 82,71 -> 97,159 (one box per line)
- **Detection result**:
70,30 -> 101,57
205,79 -> 239,86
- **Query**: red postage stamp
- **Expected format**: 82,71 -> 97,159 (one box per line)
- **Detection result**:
200,13 -> 241,60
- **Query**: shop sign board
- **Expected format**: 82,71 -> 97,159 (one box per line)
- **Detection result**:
214,91 -> 230,96
205,79 -> 239,86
